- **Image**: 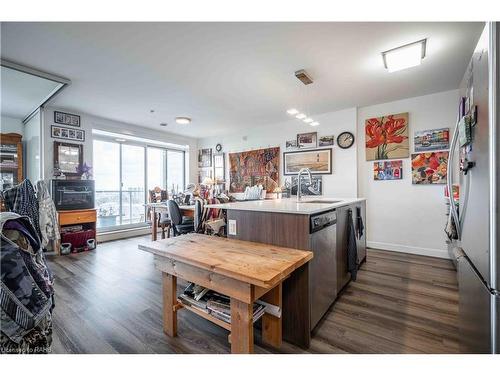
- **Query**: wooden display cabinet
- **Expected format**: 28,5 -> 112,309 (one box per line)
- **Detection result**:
0,133 -> 23,190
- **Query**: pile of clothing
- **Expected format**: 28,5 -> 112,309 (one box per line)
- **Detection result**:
1,179 -> 60,249
0,212 -> 55,354
0,179 -> 58,354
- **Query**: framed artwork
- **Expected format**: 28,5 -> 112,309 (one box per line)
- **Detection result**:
283,148 -> 332,175
411,152 -> 449,184
414,128 -> 449,152
365,112 -> 409,160
286,139 -> 298,149
318,135 -> 335,147
228,147 -> 280,193
53,141 -> 83,176
297,132 -> 317,149
198,168 -> 213,184
373,160 -> 403,181
54,111 -> 80,127
290,175 -> 322,196
213,153 -> 225,182
51,125 -> 85,142
198,148 -> 212,168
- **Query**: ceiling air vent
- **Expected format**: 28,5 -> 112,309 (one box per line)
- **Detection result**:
294,69 -> 313,85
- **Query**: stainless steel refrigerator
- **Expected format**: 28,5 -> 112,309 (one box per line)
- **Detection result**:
447,22 -> 499,354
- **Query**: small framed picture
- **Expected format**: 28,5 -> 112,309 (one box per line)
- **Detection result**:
318,135 -> 335,147
198,148 -> 212,168
297,132 -> 317,148
54,111 -> 81,127
51,125 -> 85,142
286,140 -> 298,149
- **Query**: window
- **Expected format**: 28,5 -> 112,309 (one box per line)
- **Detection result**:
167,150 -> 185,193
93,137 -> 186,231
147,147 -> 166,190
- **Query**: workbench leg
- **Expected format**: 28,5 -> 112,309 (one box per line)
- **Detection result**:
261,283 -> 282,348
162,273 -> 177,337
230,298 -> 253,354
152,209 -> 158,241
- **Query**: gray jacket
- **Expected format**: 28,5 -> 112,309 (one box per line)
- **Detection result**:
0,212 -> 54,344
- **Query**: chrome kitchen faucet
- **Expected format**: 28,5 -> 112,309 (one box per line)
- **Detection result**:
297,168 -> 312,202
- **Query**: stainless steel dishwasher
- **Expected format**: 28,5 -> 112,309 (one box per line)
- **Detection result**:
309,209 -> 337,329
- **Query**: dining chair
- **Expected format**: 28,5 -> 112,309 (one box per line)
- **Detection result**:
148,187 -> 171,239
167,200 -> 194,236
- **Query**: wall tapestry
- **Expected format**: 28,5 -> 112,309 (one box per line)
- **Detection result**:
283,148 -> 332,175
373,160 -> 403,181
411,151 -> 448,184
414,127 -> 449,152
290,175 -> 322,196
365,112 -> 409,160
228,147 -> 280,193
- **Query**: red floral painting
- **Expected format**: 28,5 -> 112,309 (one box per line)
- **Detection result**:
411,152 -> 449,184
365,112 -> 409,160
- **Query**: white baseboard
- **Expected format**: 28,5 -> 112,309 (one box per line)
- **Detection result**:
97,227 -> 152,242
367,241 -> 450,259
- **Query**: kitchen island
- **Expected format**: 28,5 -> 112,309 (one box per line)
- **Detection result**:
209,197 -> 366,348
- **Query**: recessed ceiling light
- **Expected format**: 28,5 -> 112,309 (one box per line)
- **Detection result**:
295,113 -> 306,120
160,123 -> 167,127
310,122 -> 319,126
115,138 -> 126,142
175,117 -> 191,125
303,118 -> 313,123
382,39 -> 426,73
287,108 -> 299,115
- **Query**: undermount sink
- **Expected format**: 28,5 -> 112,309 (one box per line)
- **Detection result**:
299,200 -> 342,204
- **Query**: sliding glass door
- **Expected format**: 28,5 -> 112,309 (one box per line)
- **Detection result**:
147,147 -> 166,190
94,138 -> 186,231
121,144 -> 146,226
94,140 -> 121,229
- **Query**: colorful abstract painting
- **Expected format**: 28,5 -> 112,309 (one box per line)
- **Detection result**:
373,160 -> 403,181
414,127 -> 449,152
411,152 -> 449,184
228,147 -> 280,193
365,112 -> 409,160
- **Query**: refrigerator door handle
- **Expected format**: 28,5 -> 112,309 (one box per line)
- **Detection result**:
447,112 -> 463,239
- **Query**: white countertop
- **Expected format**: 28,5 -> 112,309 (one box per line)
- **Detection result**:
206,197 -> 366,215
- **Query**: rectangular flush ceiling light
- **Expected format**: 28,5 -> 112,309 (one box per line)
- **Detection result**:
382,39 -> 426,73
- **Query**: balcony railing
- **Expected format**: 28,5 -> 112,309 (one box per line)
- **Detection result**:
95,189 -> 146,229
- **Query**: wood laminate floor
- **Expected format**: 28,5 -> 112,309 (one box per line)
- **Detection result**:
46,236 -> 459,354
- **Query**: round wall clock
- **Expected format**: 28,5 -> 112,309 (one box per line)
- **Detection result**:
215,143 -> 222,152
337,132 -> 355,149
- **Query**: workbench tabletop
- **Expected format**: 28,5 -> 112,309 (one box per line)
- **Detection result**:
138,234 -> 313,287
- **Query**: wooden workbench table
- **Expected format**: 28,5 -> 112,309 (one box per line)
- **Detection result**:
139,233 -> 313,354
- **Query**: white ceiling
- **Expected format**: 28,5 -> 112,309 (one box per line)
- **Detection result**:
0,66 -> 63,119
0,22 -> 483,138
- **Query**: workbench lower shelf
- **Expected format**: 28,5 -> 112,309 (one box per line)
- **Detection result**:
176,299 -> 232,331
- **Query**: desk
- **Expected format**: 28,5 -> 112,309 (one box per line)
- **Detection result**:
138,234 -> 313,353
145,202 -> 195,241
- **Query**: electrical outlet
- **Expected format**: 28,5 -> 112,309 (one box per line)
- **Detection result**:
228,219 -> 237,235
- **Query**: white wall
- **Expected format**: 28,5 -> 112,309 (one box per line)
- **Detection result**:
24,110 -> 42,182
197,107 -> 359,198
357,89 -> 459,259
41,107 -> 198,183
1,115 -> 24,135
